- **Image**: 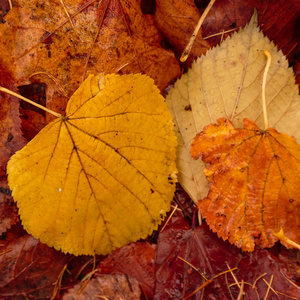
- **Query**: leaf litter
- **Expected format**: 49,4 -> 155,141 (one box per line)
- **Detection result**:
154,211 -> 300,299
0,1 -> 300,298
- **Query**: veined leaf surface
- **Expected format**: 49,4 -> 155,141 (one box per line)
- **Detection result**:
167,11 -> 300,203
7,74 -> 177,256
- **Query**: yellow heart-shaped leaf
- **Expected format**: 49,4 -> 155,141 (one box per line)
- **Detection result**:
7,74 -> 177,255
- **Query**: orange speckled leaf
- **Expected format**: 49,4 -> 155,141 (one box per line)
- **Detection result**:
191,118 -> 300,251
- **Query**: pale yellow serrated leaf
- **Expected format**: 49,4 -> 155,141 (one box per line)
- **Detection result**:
167,10 -> 300,203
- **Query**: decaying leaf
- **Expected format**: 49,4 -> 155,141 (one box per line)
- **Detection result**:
155,212 -> 300,299
7,74 -> 177,256
97,242 -> 156,299
191,118 -> 300,251
166,11 -> 300,203
0,0 -> 180,104
202,0 -> 300,60
0,234 -> 70,299
0,66 -> 26,234
62,274 -> 141,299
155,0 -> 210,59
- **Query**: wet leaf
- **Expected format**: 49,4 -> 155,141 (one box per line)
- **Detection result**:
166,11 -> 300,203
202,0 -> 300,61
191,118 -> 300,251
0,66 -> 26,234
0,234 -> 70,299
154,212 -> 300,299
278,248 -> 300,283
62,274 -> 141,299
97,242 -> 156,299
155,0 -> 210,59
0,0 -> 180,105
7,74 -> 177,255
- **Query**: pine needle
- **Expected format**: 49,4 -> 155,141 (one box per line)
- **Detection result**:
0,86 -> 63,118
160,204 -> 178,232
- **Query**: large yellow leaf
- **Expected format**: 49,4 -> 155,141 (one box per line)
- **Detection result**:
167,11 -> 300,203
7,74 -> 177,256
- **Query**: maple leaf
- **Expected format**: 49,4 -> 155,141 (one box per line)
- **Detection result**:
166,11 -> 300,203
190,118 -> 300,251
6,74 -> 177,256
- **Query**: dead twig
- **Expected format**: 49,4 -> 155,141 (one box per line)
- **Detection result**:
180,0 -> 217,62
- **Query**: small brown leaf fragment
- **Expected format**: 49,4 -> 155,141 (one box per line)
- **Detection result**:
191,118 -> 300,251
62,274 -> 141,299
0,65 -> 26,234
97,242 -> 156,299
18,83 -> 47,140
202,0 -> 300,61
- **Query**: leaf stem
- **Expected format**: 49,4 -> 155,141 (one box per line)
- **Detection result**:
0,86 -> 63,119
262,50 -> 271,130
180,0 -> 217,62
273,227 -> 300,250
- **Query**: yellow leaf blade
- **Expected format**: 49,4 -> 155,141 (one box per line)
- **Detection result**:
8,74 -> 177,256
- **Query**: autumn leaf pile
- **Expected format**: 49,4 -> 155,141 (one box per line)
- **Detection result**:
0,0 -> 300,299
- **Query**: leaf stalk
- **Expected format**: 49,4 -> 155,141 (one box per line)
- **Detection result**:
262,50 -> 271,130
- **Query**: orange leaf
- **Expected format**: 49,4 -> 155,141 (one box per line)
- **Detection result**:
191,118 -> 300,251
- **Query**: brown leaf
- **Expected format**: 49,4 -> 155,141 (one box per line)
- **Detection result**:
0,0 -> 180,108
191,118 -> 300,251
62,274 -> 141,299
18,83 -> 47,140
154,212 -> 300,299
155,0 -> 210,59
279,247 -> 300,283
0,234 -> 70,299
0,66 -> 26,234
202,0 -> 300,61
97,242 -> 156,299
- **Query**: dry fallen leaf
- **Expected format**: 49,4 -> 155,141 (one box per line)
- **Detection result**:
0,0 -> 180,102
166,11 -> 300,203
191,118 -> 300,251
7,73 -> 177,256
155,0 -> 210,59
